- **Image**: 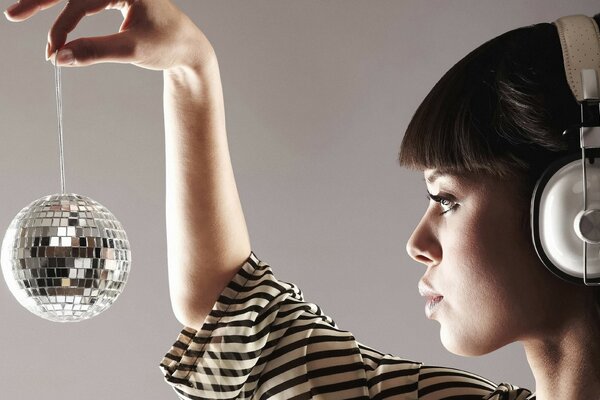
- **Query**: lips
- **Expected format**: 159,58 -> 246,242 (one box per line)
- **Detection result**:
425,295 -> 443,317
418,281 -> 444,319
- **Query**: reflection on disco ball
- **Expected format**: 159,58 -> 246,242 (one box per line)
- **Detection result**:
1,193 -> 131,322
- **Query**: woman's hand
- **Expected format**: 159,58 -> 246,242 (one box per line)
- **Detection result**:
4,0 -> 215,71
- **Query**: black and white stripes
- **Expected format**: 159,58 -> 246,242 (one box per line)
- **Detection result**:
160,253 -> 533,399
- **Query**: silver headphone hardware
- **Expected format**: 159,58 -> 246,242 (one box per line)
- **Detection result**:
579,69 -> 600,285
574,209 -> 600,244
582,69 -> 599,100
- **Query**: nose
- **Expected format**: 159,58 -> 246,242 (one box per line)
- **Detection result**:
406,212 -> 442,267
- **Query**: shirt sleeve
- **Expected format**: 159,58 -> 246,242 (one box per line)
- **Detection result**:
160,253 -> 531,400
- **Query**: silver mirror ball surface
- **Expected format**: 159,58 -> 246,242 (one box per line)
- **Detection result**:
1,194 -> 131,322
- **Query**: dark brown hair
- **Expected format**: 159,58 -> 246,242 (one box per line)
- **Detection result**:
397,20 -> 600,187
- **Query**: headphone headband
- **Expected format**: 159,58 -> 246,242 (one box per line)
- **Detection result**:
554,15 -> 600,102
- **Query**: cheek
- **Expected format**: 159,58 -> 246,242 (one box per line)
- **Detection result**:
463,209 -> 536,310
461,203 -> 532,287
443,215 -> 507,287
444,230 -> 509,313
443,224 -> 511,310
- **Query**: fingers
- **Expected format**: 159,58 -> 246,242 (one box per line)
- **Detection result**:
52,32 -> 137,67
46,0 -> 125,58
3,0 -> 137,63
4,0 -> 63,21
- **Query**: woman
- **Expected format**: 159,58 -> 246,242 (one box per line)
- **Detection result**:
4,0 -> 598,399
400,14 -> 600,399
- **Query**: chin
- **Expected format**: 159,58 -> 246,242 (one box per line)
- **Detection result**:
439,324 -> 500,357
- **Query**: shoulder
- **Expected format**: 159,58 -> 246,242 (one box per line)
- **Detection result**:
483,383 -> 534,400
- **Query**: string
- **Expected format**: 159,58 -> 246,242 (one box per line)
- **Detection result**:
54,51 -> 66,195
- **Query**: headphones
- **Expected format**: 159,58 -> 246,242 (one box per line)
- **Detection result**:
531,15 -> 600,286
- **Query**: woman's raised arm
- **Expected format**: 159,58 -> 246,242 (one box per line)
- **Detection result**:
5,0 -> 251,329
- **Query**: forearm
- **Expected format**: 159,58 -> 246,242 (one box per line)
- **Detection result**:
163,57 -> 251,329
6,0 -> 251,331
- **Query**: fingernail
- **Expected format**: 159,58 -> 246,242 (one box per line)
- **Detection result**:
45,43 -> 51,61
56,48 -> 75,65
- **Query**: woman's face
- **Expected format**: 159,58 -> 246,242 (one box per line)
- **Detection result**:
407,169 -> 579,356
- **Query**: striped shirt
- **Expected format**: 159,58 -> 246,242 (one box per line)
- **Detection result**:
160,253 -> 534,399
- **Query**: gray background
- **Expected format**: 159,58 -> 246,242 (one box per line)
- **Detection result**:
0,1 -> 597,398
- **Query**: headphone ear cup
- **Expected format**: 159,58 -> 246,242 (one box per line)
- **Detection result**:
532,155 -> 600,284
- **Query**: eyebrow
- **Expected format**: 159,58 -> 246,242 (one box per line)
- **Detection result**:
425,170 -> 466,184
425,170 -> 445,184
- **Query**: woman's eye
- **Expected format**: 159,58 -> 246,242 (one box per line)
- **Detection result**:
427,192 -> 458,215
439,198 -> 456,214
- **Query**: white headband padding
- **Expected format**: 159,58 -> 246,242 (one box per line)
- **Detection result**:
554,15 -> 600,102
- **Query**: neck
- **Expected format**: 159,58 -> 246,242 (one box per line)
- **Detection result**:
523,302 -> 600,400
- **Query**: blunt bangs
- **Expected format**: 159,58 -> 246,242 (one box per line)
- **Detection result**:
399,23 -> 577,180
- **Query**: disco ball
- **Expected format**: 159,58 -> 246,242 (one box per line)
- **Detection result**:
1,193 -> 131,322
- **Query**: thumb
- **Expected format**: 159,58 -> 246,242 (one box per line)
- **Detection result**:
51,32 -> 137,67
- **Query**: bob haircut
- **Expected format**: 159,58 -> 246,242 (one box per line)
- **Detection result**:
397,19 -> 600,188
399,15 -> 600,303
